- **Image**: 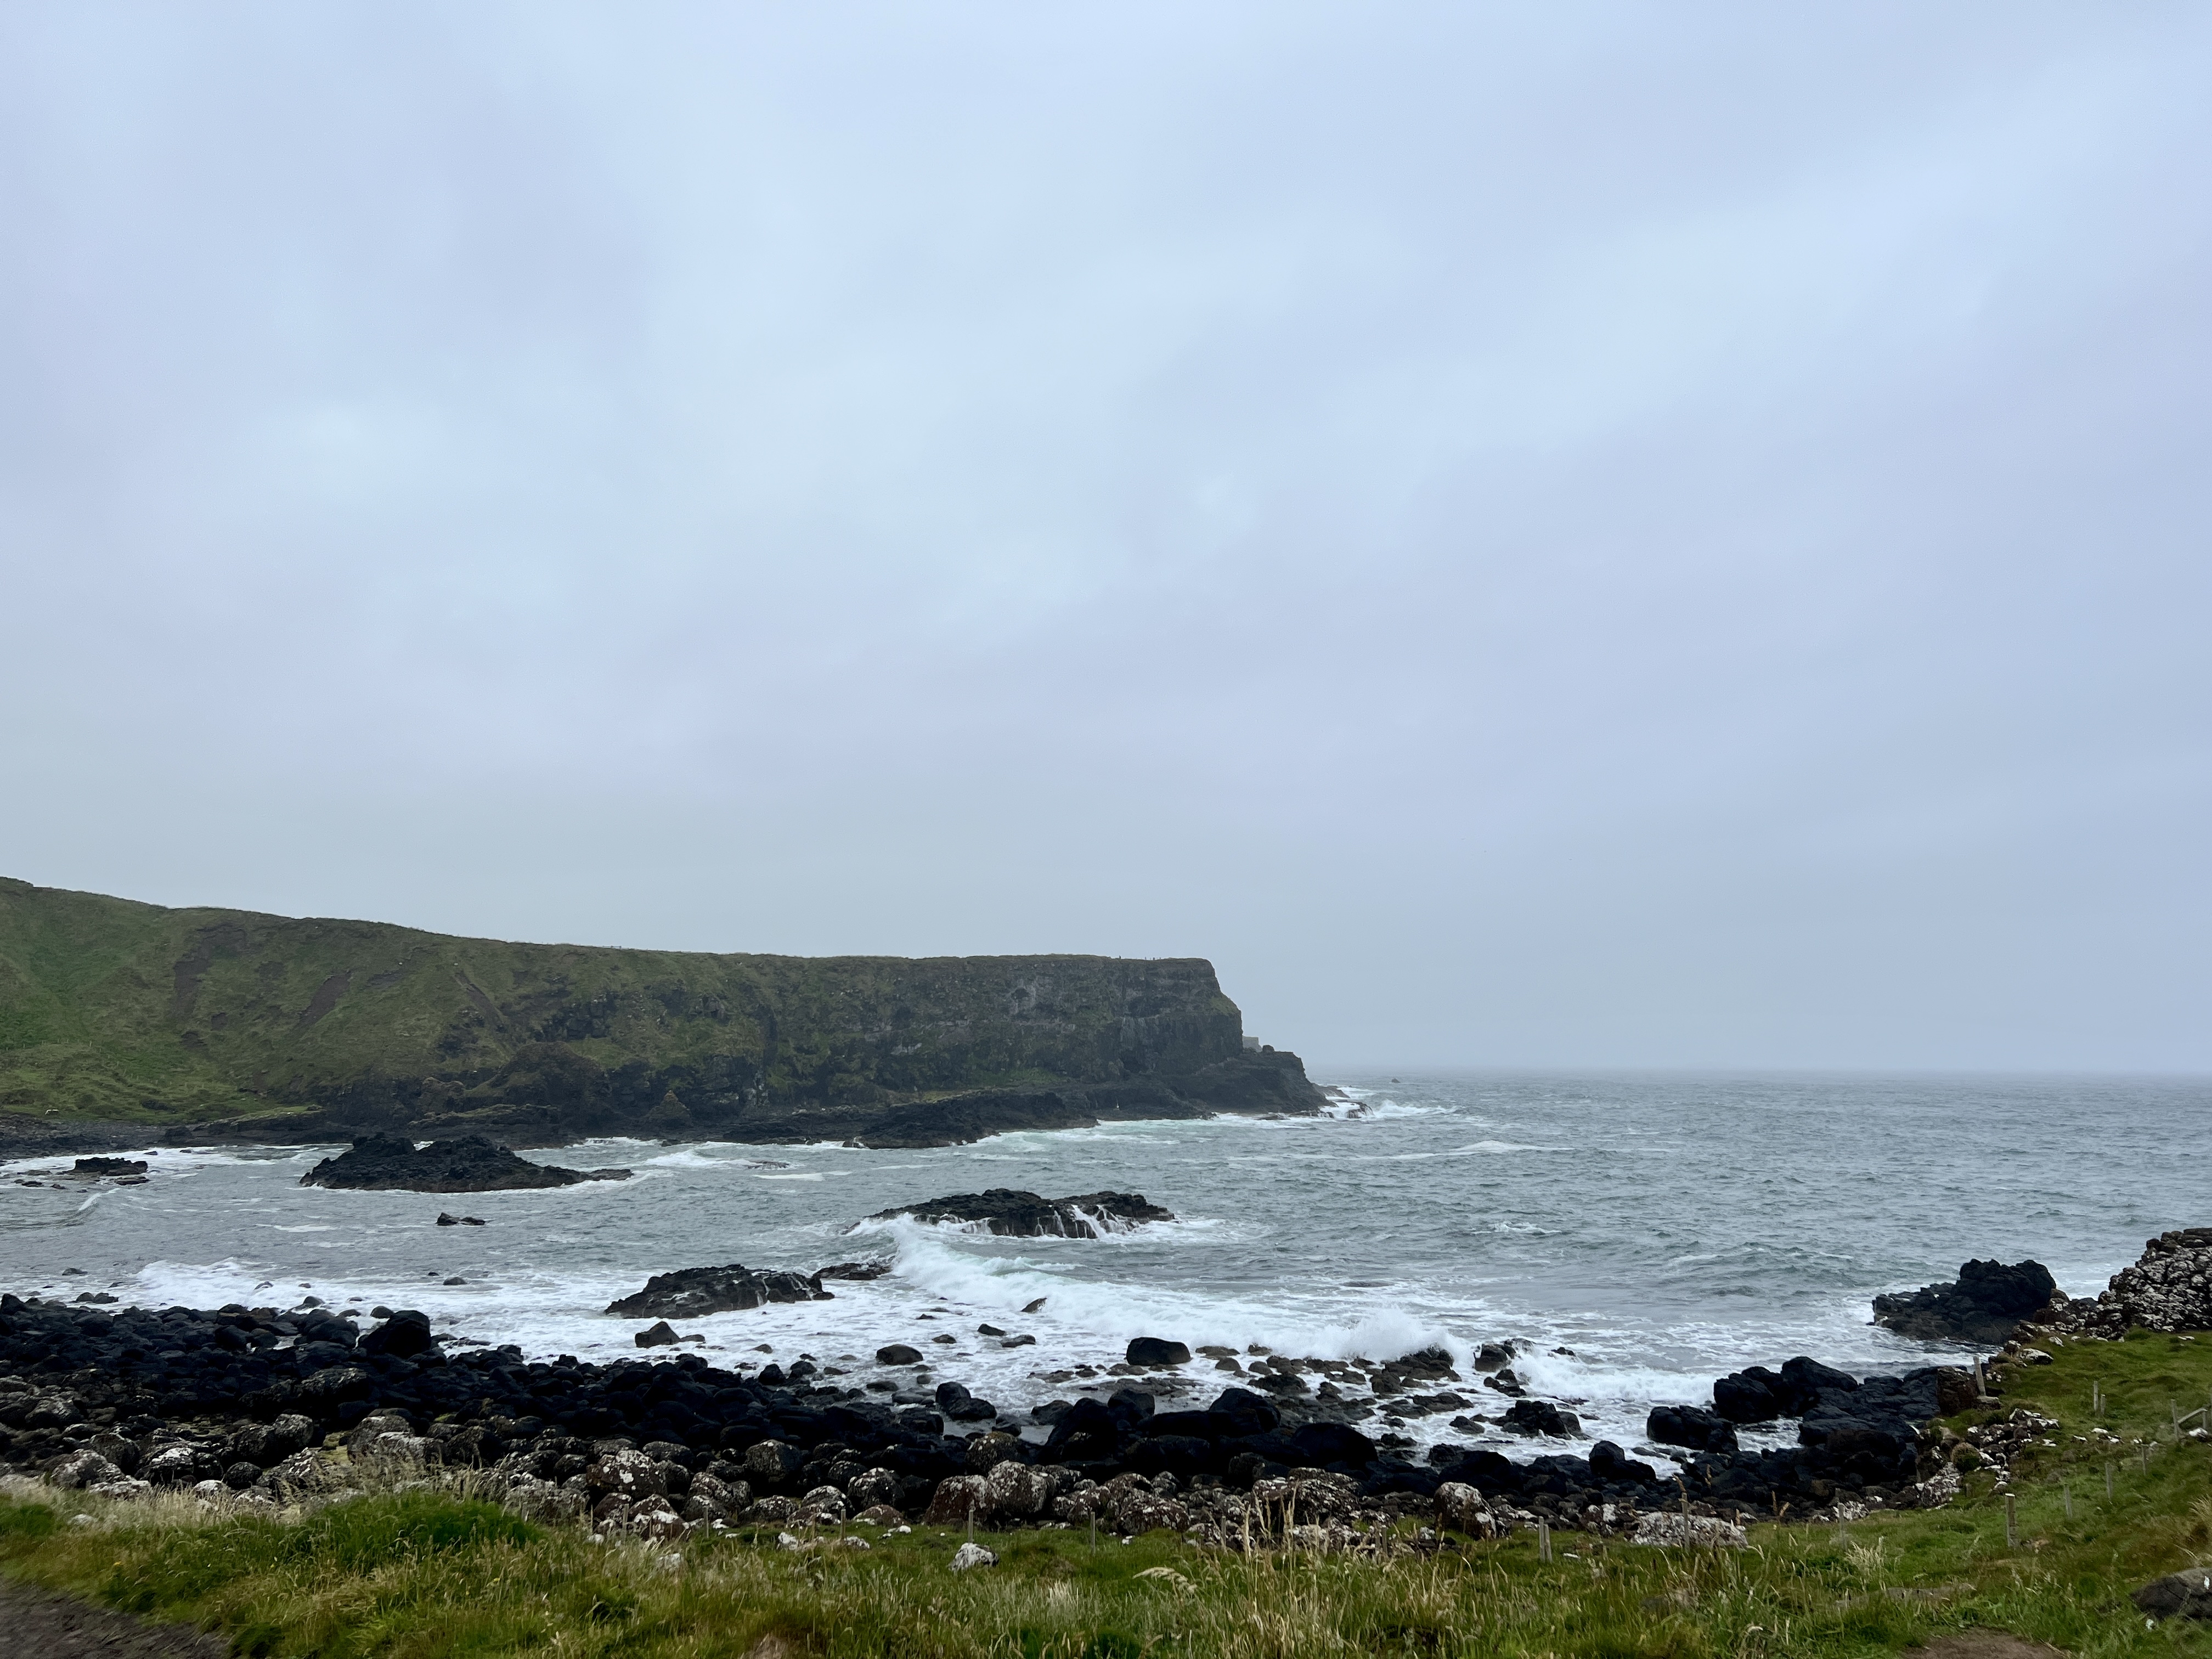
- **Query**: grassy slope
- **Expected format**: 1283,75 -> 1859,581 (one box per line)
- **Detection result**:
0,878 -> 1242,1128
5,1335 -> 2212,1657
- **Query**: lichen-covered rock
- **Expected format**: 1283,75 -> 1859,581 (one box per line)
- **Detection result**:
2046,1229 -> 2212,1337
984,1459 -> 1053,1519
1633,1513 -> 1747,1548
845,1466 -> 900,1509
49,1451 -> 124,1489
1434,1481 -> 1499,1538
923,1474 -> 990,1526
796,1484 -> 848,1523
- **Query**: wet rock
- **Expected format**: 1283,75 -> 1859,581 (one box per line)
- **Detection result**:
359,1310 -> 436,1359
1125,1337 -> 1191,1366
1500,1400 -> 1582,1438
1646,1404 -> 1738,1453
634,1322 -> 680,1348
934,1381 -> 997,1422
876,1344 -> 924,1365
866,1188 -> 1175,1238
300,1133 -> 630,1193
70,1157 -> 147,1177
605,1264 -> 831,1319
1872,1259 -> 2057,1345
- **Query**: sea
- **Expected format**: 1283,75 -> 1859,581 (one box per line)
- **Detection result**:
4,1072 -> 2206,1459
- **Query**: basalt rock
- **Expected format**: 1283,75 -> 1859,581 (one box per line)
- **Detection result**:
866,1188 -> 1175,1238
605,1264 -> 831,1319
69,1156 -> 148,1178
1872,1259 -> 2058,1345
0,1282 -> 1982,1541
2042,1229 -> 2212,1338
300,1133 -> 631,1193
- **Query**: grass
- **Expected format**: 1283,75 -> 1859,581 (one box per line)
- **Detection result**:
9,1334 -> 2212,1656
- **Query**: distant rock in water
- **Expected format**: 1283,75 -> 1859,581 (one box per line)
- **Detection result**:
69,1156 -> 146,1178
1871,1258 -> 2057,1344
299,1133 -> 631,1193
867,1188 -> 1175,1238
604,1263 -> 832,1318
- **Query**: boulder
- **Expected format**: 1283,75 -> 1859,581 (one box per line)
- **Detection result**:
634,1322 -> 680,1348
2136,1568 -> 2212,1622
1125,1337 -> 1191,1367
1872,1259 -> 2058,1344
70,1158 -> 148,1178
605,1264 -> 831,1319
359,1310 -> 436,1358
1500,1400 -> 1582,1438
1646,1404 -> 1739,1453
865,1188 -> 1176,1238
876,1344 -> 924,1365
299,1133 -> 631,1192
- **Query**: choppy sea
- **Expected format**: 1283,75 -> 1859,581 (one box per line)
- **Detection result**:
3,1072 -> 2205,1457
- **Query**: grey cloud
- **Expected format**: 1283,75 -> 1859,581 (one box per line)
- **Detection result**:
3,3 -> 2208,1069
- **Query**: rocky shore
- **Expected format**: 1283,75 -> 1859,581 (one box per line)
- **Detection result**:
8,1232 -> 2207,1552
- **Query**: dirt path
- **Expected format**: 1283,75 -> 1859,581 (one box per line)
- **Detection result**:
0,1577 -> 227,1658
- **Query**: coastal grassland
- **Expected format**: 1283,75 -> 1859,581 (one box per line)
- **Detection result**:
8,1335 -> 2212,1657
0,876 -> 1242,1129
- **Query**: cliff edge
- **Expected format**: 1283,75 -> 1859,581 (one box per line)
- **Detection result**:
0,877 -> 1323,1146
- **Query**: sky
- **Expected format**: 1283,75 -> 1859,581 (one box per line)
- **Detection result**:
3,3 -> 2208,1072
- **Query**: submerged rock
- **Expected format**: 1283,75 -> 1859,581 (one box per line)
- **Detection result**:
300,1133 -> 631,1193
866,1188 -> 1175,1238
604,1264 -> 831,1319
1872,1259 -> 2057,1345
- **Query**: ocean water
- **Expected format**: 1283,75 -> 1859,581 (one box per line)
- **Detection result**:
3,1071 -> 2206,1457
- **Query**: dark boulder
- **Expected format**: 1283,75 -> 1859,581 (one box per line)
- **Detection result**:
1126,1336 -> 1191,1366
1712,1366 -> 1784,1423
70,1158 -> 147,1177
604,1265 -> 830,1318
1588,1440 -> 1657,1483
875,1344 -> 923,1365
1500,1399 -> 1582,1438
865,1188 -> 1175,1238
634,1321 -> 680,1348
1647,1403 -> 1739,1453
300,1133 -> 631,1193
1289,1421 -> 1374,1467
933,1381 -> 996,1422
2136,1569 -> 2212,1623
1206,1387 -> 1280,1437
358,1310 -> 436,1359
1871,1259 -> 2058,1345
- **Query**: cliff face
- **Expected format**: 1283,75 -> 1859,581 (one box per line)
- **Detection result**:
0,877 -> 1323,1143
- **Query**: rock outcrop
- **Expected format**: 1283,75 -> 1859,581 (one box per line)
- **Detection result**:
2036,1227 -> 2212,1337
299,1133 -> 631,1192
866,1189 -> 1175,1237
1871,1259 -> 2057,1344
604,1265 -> 832,1318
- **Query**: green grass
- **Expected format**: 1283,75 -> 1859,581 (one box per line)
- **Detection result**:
9,1335 -> 2212,1655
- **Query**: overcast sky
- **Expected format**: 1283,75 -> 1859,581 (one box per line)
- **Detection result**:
3,4 -> 2208,1071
